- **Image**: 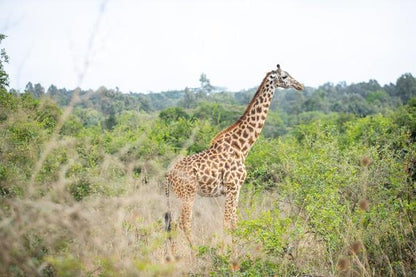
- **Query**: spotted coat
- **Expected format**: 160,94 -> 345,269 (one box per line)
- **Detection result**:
165,65 -> 303,248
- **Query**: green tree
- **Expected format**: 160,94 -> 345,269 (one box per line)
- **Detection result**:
303,90 -> 329,112
199,73 -> 213,94
0,34 -> 9,89
47,84 -> 59,96
395,73 -> 416,104
25,82 -> 34,94
103,109 -> 117,131
137,95 -> 153,112
180,87 -> 197,108
33,83 -> 45,98
159,107 -> 190,123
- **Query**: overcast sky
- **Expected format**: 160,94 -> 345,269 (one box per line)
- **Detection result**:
1,0 -> 416,93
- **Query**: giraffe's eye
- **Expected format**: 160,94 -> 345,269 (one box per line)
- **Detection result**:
282,75 -> 288,79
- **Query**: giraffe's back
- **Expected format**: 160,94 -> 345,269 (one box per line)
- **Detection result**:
166,148 -> 237,198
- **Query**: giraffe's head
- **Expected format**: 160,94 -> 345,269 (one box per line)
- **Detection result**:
268,64 -> 303,91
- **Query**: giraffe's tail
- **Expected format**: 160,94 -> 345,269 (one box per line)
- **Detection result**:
164,211 -> 172,233
164,178 -> 175,260
164,177 -> 172,232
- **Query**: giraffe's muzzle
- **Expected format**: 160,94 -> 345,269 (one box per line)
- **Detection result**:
293,81 -> 303,91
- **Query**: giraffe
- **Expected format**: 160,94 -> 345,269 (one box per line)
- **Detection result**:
165,64 -> 303,248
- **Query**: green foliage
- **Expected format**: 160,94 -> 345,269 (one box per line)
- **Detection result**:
0,88 -> 18,121
239,258 -> 283,276
68,179 -> 92,201
1,50 -> 416,275
395,97 -> 416,140
240,110 -> 416,275
44,254 -> 83,277
395,73 -> 416,104
197,246 -> 232,275
193,102 -> 244,129
236,209 -> 292,255
0,93 -> 48,196
35,99 -> 61,132
186,119 -> 217,154
0,34 -> 9,89
159,106 -> 190,123
60,114 -> 84,136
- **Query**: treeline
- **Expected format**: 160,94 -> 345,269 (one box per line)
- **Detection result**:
16,72 -> 416,139
22,71 -> 416,116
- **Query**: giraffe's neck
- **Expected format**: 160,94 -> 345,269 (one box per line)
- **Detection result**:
211,74 -> 276,159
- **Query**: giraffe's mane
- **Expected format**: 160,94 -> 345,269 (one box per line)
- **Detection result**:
210,72 -> 271,146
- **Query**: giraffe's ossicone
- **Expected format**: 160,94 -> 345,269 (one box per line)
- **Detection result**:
164,64 -> 303,253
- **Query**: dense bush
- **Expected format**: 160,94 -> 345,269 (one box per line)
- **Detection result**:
1,77 -> 415,275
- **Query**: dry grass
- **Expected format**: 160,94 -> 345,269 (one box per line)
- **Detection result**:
2,159 -> 331,275
1,167 -> 233,276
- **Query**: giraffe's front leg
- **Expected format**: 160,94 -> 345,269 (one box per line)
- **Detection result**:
223,165 -> 246,230
224,183 -> 241,230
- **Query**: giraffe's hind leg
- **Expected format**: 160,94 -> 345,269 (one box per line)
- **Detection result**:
164,212 -> 178,261
168,165 -> 197,249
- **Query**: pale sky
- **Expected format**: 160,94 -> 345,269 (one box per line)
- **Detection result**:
1,0 -> 416,93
